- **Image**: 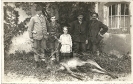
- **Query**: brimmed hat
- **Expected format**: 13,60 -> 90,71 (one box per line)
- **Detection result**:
50,13 -> 56,18
77,12 -> 84,17
91,12 -> 99,17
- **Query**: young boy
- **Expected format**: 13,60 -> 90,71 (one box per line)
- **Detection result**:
47,15 -> 61,61
58,26 -> 73,61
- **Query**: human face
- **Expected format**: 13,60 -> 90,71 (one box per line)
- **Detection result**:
91,14 -> 97,20
51,16 -> 56,22
63,28 -> 68,34
37,10 -> 43,15
77,15 -> 83,21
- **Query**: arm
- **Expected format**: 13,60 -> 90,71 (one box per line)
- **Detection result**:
46,18 -> 50,32
86,22 -> 89,40
85,22 -> 89,44
28,17 -> 34,39
45,17 -> 50,35
57,24 -> 62,38
56,35 -> 62,43
99,22 -> 108,35
88,21 -> 91,40
69,22 -> 74,36
69,35 -> 72,52
69,35 -> 72,47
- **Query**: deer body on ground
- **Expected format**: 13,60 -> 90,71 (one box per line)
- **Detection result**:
55,57 -> 118,80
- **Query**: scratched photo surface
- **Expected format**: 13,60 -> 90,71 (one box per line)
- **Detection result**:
2,1 -> 132,83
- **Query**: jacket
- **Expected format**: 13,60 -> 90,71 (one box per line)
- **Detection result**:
70,20 -> 88,42
47,22 -> 61,42
28,14 -> 48,40
88,20 -> 108,44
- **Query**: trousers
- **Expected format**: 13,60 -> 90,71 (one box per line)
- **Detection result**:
33,38 -> 46,62
87,40 -> 103,53
73,42 -> 86,53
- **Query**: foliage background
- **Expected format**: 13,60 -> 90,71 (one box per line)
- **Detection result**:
4,2 -> 95,55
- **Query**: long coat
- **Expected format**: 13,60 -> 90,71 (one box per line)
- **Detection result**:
70,20 -> 88,42
28,14 -> 48,40
88,20 -> 108,44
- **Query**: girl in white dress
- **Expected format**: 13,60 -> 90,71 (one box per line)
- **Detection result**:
58,26 -> 73,61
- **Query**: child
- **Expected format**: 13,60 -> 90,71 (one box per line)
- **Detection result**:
47,15 -> 61,61
58,26 -> 73,61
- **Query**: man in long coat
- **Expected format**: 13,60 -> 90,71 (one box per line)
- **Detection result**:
70,13 -> 88,55
28,6 -> 48,68
88,12 -> 108,55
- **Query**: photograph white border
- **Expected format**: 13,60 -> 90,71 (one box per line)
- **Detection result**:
1,0 -> 133,83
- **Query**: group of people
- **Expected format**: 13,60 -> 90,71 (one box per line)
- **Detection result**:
28,6 -> 108,68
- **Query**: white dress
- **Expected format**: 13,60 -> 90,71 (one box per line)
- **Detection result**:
59,34 -> 72,53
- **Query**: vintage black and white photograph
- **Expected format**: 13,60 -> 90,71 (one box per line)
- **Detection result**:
2,1 -> 132,83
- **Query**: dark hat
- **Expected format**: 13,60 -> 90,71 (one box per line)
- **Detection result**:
91,12 -> 99,17
50,13 -> 56,17
77,12 -> 84,17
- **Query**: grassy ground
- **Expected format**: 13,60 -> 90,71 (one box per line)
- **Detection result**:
4,51 -> 131,82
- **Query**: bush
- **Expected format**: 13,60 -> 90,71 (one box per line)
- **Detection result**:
4,3 -> 31,54
4,4 -> 19,53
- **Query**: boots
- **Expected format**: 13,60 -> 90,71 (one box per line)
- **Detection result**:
40,61 -> 47,68
35,61 -> 40,68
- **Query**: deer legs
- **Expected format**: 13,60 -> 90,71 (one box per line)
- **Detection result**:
86,60 -> 118,79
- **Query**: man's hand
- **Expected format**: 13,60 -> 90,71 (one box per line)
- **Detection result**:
85,40 -> 88,44
32,31 -> 37,34
30,37 -> 34,42
98,32 -> 104,37
54,36 -> 58,40
47,32 -> 49,35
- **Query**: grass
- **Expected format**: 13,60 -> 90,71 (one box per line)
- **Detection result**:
4,50 -> 131,82
93,53 -> 131,73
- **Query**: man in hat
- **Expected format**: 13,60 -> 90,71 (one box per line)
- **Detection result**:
28,5 -> 48,68
70,13 -> 88,55
87,12 -> 108,55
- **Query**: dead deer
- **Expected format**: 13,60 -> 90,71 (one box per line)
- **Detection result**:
55,57 -> 118,80
45,36 -> 118,80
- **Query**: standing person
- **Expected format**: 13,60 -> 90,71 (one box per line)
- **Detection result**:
47,15 -> 61,61
58,26 -> 72,61
70,13 -> 88,55
28,6 -> 48,68
87,12 -> 108,55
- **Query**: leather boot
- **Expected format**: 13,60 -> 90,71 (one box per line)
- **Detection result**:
35,61 -> 40,68
40,61 -> 47,68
